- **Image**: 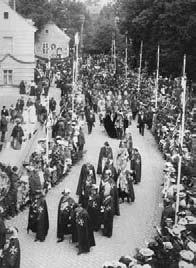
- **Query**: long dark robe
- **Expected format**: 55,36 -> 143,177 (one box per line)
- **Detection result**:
0,216 -> 6,249
57,196 -> 75,239
87,194 -> 101,231
19,81 -> 26,94
11,125 -> 24,150
76,164 -> 96,197
102,196 -> 114,238
104,114 -> 117,138
76,209 -> 95,252
131,153 -> 142,183
97,147 -> 113,175
2,237 -> 20,268
27,196 -> 49,241
35,197 -> 49,241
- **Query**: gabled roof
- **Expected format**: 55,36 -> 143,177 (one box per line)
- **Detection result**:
39,22 -> 70,41
0,0 -> 37,32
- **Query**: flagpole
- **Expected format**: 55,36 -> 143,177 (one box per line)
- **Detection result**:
175,54 -> 187,224
125,32 -> 128,80
114,38 -> 116,73
137,40 -> 143,91
155,44 -> 160,109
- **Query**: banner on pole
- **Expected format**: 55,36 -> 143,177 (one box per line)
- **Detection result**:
74,32 -> 79,45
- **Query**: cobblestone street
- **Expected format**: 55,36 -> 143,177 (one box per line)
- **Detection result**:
4,91 -> 165,268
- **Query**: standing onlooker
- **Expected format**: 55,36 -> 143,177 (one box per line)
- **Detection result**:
86,110 -> 95,134
19,80 -> 26,94
137,110 -> 146,136
0,115 -> 8,142
1,106 -> 9,118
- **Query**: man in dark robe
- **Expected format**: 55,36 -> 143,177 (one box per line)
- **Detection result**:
7,166 -> 19,217
101,194 -> 114,238
0,207 -> 6,267
57,188 -> 75,242
86,110 -> 95,134
27,166 -> 42,199
97,142 -> 113,175
0,115 -> 8,142
19,80 -> 26,94
137,110 -> 146,136
76,163 -> 96,207
131,148 -> 142,184
11,121 -> 24,150
75,206 -> 95,255
27,190 -> 49,242
2,227 -> 20,268
103,112 -> 117,138
100,170 -> 120,216
87,185 -> 101,231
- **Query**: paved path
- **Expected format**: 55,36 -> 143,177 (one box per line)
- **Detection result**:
6,113 -> 165,268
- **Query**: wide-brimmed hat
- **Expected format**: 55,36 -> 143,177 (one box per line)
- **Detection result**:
187,241 -> 196,253
139,248 -> 154,257
180,250 -> 194,262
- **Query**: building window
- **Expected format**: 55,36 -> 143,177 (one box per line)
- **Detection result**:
4,12 -> 9,19
42,43 -> 49,54
46,29 -> 48,33
3,70 -> 13,85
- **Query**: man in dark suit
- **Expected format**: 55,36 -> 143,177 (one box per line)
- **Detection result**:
137,111 -> 146,136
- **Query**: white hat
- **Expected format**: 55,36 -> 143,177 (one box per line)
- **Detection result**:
139,248 -> 154,257
187,241 -> 196,253
180,250 -> 194,262
178,260 -> 193,268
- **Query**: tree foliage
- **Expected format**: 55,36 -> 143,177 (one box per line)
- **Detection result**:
83,3 -> 124,54
16,0 -> 89,43
115,0 -> 196,79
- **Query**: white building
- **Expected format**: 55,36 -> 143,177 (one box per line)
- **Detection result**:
35,22 -> 70,60
0,0 -> 36,86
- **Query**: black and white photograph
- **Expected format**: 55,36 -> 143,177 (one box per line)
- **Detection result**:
0,0 -> 196,267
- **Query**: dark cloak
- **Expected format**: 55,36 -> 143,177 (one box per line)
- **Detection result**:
57,196 -> 75,239
76,209 -> 95,252
102,196 -> 114,238
76,164 -> 96,196
97,146 -> 113,175
2,237 -> 20,268
103,114 -> 117,138
87,194 -> 101,231
131,153 -> 142,183
27,196 -> 49,241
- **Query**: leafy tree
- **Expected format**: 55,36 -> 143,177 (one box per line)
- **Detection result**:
115,0 -> 196,79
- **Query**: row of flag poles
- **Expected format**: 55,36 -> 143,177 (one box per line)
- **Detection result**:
122,37 -> 187,223
72,32 -> 80,114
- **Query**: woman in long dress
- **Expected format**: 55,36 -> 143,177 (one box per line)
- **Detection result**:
28,104 -> 37,124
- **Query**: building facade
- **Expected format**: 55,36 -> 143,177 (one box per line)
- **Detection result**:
35,22 -> 70,61
0,0 -> 36,86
